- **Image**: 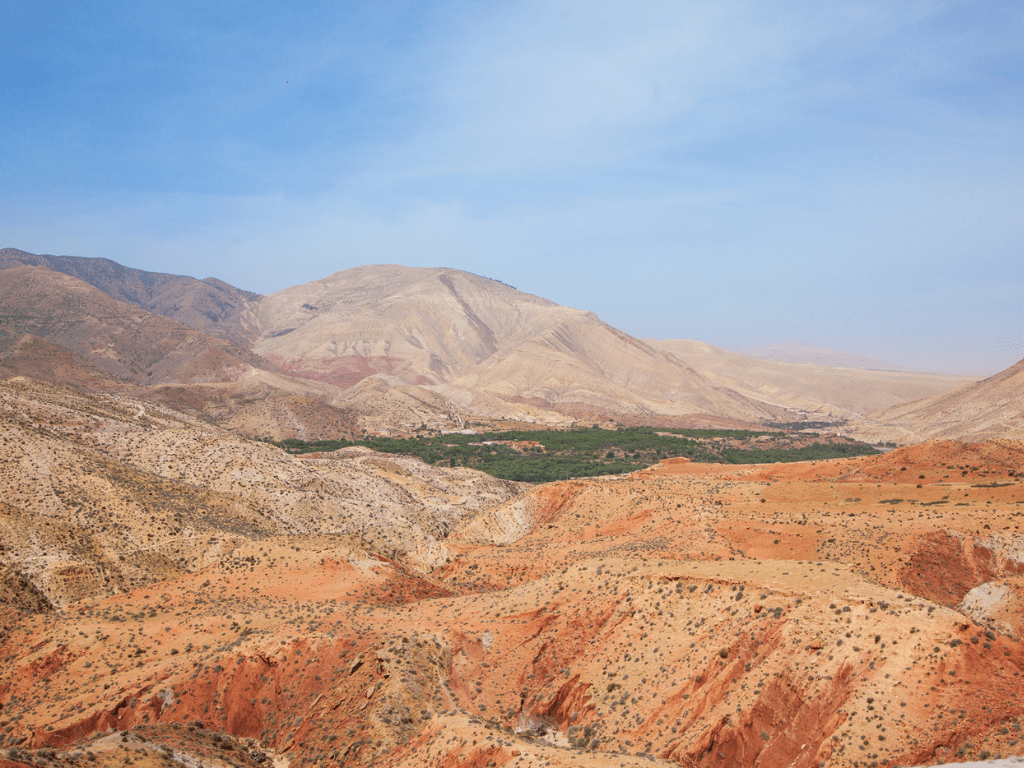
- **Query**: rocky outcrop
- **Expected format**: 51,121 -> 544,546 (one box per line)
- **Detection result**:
959,577 -> 1024,639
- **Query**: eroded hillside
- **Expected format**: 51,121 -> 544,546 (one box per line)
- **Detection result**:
0,267 -> 268,387
2,383 -> 1023,767
0,378 -> 523,607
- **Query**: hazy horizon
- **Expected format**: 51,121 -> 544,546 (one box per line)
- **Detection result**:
2,1 -> 1021,377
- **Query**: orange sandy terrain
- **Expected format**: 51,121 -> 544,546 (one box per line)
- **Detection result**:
2,441 -> 1024,767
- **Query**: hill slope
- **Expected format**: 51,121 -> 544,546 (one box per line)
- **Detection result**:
249,265 -> 791,424
1,391 -> 1023,766
0,266 -> 269,386
0,377 -> 524,607
852,357 -> 1024,443
0,248 -> 259,344
650,339 -> 976,420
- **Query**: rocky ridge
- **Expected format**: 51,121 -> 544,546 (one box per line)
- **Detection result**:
0,248 -> 259,344
0,266 -> 266,387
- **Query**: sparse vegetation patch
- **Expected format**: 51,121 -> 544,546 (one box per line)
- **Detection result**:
276,426 -> 878,482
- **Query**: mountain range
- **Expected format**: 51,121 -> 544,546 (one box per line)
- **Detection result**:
1,247 -> 1019,443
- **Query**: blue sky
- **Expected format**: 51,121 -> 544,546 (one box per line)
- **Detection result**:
2,0 -> 1022,375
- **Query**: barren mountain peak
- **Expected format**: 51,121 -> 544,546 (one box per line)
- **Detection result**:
241,265 -> 791,425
